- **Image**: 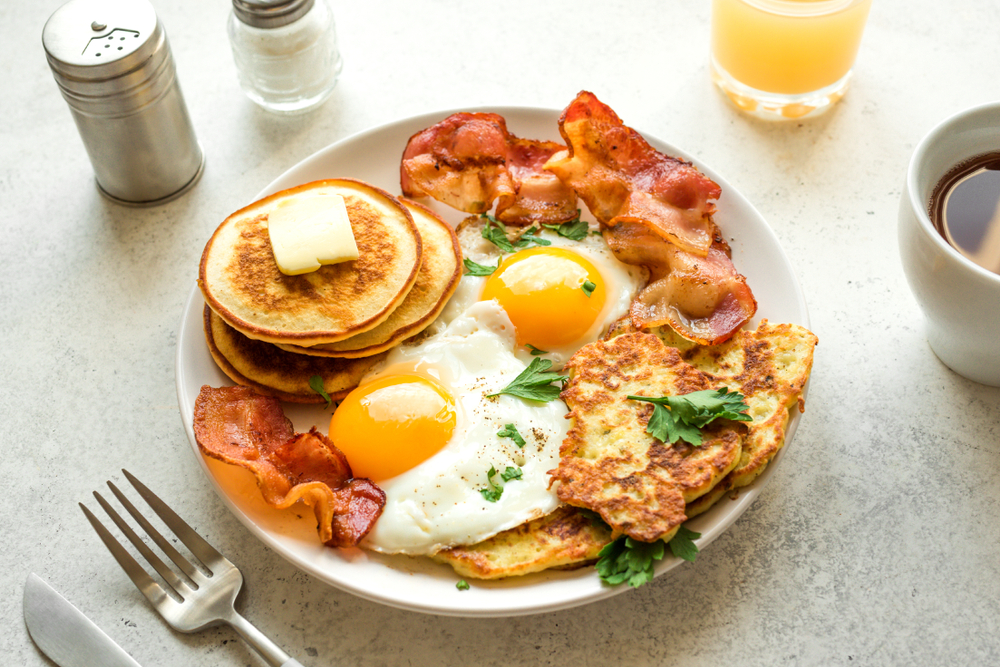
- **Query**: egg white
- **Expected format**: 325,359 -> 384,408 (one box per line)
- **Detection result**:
439,226 -> 647,368
359,301 -> 567,556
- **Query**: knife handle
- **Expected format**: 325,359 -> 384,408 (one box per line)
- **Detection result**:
280,661 -> 305,667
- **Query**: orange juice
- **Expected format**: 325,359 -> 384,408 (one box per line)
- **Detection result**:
711,0 -> 872,117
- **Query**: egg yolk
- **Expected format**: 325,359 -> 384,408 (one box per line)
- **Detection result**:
328,374 -> 457,482
480,247 -> 607,350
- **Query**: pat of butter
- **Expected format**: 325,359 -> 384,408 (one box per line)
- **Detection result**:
267,194 -> 359,275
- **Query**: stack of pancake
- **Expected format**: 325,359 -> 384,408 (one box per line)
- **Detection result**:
198,179 -> 463,403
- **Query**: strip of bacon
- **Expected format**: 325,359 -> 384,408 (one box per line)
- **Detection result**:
400,113 -> 577,224
193,385 -> 385,548
545,91 -> 721,256
495,137 -> 579,225
603,221 -> 757,345
401,112 -> 515,214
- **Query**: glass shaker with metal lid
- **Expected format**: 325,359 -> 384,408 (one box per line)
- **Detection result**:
228,0 -> 343,114
42,0 -> 204,206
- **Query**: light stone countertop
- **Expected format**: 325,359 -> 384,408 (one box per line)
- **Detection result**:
3,1 -> 999,665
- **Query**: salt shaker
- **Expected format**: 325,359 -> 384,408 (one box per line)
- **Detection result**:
228,0 -> 343,114
42,0 -> 204,205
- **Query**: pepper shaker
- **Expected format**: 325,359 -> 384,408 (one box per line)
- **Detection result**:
42,0 -> 204,206
228,0 -> 343,114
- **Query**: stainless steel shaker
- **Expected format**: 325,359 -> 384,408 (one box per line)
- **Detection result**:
43,0 -> 204,206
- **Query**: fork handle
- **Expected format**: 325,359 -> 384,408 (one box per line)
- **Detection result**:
227,610 -> 300,667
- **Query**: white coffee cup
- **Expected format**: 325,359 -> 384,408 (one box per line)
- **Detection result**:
898,101 -> 1000,386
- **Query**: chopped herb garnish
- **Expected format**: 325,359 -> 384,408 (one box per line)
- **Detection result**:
480,215 -> 518,253
525,344 -> 548,356
487,357 -> 566,402
497,423 -> 526,448
581,280 -> 597,297
308,375 -> 332,409
479,465 -> 523,502
500,466 -> 523,482
595,526 -> 702,587
627,387 -> 751,446
480,215 -> 550,252
480,466 -> 503,502
463,258 -> 498,276
542,214 -> 589,241
519,231 -> 551,246
456,579 -> 470,591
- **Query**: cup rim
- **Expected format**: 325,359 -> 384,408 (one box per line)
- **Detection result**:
730,0 -> 869,16
906,101 -> 1000,286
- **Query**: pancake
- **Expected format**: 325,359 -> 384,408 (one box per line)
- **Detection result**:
199,179 -> 421,347
203,306 -> 385,403
276,199 -> 463,358
432,505 -> 613,579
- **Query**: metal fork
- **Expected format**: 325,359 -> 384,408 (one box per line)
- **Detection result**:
80,470 -> 303,667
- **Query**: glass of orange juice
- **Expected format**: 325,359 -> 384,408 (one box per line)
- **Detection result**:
711,0 -> 872,120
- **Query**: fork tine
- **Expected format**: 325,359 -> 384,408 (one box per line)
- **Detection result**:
107,480 -> 203,583
91,490 -> 190,599
79,502 -> 171,609
122,469 -> 230,572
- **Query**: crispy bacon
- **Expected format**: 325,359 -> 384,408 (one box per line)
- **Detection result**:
193,385 -> 384,547
545,91 -> 721,256
603,221 -> 757,345
401,112 -> 515,214
495,137 -> 579,225
401,94 -> 756,343
400,113 -> 577,224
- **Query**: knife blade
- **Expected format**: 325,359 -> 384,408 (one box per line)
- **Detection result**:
23,573 -> 142,667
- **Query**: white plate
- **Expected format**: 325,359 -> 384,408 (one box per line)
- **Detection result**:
176,106 -> 810,617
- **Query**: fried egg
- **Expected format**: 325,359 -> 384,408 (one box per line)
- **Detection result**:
440,226 -> 646,368
328,301 -> 567,555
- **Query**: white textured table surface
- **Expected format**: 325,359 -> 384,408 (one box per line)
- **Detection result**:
3,1 -> 999,665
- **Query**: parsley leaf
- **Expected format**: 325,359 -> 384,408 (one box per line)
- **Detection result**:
479,465 -> 523,502
479,466 -> 503,502
645,404 -> 702,446
525,344 -> 548,356
456,579 -> 470,591
308,375 -> 332,409
542,214 -> 589,241
668,525 -> 701,562
596,537 -> 664,588
487,357 -> 566,402
497,423 -> 526,447
480,215 -> 518,253
519,231 -> 551,247
581,280 -> 596,297
500,466 -> 523,482
480,215 -> 551,252
463,258 -> 498,276
627,387 -> 752,446
595,526 -> 702,587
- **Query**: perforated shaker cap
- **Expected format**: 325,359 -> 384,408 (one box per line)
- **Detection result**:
232,0 -> 315,29
42,0 -> 164,95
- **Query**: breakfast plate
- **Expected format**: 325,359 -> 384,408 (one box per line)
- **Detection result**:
175,106 -> 810,617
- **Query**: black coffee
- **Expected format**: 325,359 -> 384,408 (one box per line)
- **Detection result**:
929,152 -> 1000,275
